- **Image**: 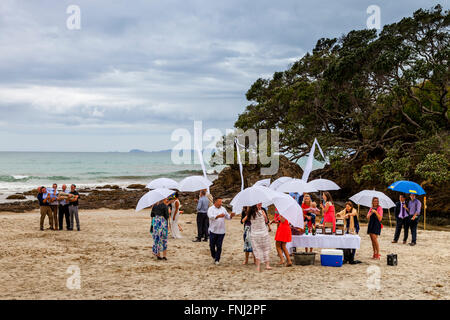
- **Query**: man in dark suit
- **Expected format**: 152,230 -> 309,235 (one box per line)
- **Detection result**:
392,194 -> 410,244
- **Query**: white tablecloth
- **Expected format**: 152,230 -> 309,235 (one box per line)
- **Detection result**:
287,234 -> 361,253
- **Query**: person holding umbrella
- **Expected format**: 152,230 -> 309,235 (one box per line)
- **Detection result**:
367,197 -> 383,260
407,194 -> 422,246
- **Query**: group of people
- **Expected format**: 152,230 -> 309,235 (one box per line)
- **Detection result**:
36,184 -> 80,231
146,187 -> 423,269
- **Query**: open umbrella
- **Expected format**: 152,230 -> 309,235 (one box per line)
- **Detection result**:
277,179 -> 318,194
269,177 -> 293,190
231,186 -> 274,209
349,190 -> 395,208
178,176 -> 213,192
388,180 -> 426,195
231,186 -> 303,228
146,178 -> 179,190
307,178 -> 340,191
253,178 -> 271,187
135,188 -> 174,212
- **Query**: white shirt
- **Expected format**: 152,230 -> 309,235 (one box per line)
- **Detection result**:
207,205 -> 231,234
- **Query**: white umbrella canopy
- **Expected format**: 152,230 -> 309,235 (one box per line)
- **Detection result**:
269,176 -> 293,190
253,178 -> 271,187
307,178 -> 340,191
231,186 -> 274,210
135,188 -> 175,212
231,186 -> 303,228
349,190 -> 395,208
146,178 -> 179,190
267,191 -> 304,229
178,176 -> 213,192
277,179 -> 318,194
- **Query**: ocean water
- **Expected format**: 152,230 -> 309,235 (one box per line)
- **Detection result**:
0,151 -> 219,201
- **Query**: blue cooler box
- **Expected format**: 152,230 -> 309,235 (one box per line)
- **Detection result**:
320,249 -> 343,267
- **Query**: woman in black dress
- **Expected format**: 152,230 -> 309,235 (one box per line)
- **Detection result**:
367,197 -> 383,260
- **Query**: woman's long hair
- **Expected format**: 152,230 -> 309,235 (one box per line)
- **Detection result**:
345,201 -> 354,212
246,205 -> 259,220
323,191 -> 333,203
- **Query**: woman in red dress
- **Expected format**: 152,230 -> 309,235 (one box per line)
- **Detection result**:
321,192 -> 336,233
271,209 -> 292,267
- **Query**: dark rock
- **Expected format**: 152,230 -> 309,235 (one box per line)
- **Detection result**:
127,184 -> 146,189
6,194 -> 27,200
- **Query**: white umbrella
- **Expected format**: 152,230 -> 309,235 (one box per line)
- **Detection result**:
349,190 -> 395,208
146,178 -> 179,190
266,191 -> 304,229
178,175 -> 213,192
277,179 -> 318,194
231,186 -> 303,228
253,178 -> 271,187
231,186 -> 274,209
269,176 -> 293,190
307,178 -> 340,191
135,188 -> 175,212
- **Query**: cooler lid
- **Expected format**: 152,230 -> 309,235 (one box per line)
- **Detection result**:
321,249 -> 343,256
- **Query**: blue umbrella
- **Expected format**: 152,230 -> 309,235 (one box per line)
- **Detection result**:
388,180 -> 426,195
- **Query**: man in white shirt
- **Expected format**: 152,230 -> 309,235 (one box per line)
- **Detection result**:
207,197 -> 235,265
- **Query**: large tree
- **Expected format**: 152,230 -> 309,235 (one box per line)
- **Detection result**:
232,5 -> 449,216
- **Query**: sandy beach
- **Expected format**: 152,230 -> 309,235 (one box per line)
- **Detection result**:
0,209 -> 449,300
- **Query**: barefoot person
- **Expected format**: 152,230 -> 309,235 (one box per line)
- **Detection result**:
240,206 -> 255,265
151,199 -> 170,260
169,192 -> 183,239
68,184 -> 80,231
207,197 -> 235,265
271,209 -> 292,267
367,197 -> 383,260
244,204 -> 272,272
37,186 -> 53,231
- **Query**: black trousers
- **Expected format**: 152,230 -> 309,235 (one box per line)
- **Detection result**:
393,216 -> 410,242
58,205 -> 70,230
410,216 -> 420,243
209,232 -> 225,262
196,212 -> 209,239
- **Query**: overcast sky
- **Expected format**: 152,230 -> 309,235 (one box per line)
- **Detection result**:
0,0 -> 441,152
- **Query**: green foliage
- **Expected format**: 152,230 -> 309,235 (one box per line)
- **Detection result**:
232,5 -> 449,194
415,153 -> 450,184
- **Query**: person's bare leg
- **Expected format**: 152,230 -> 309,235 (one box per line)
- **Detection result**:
276,242 -> 285,264
243,252 -> 249,265
265,260 -> 272,270
370,234 -> 376,257
282,243 -> 292,266
255,259 -> 261,272
252,253 -> 256,264
374,236 -> 380,256
304,247 -> 308,252
309,248 -> 313,253
163,250 -> 167,258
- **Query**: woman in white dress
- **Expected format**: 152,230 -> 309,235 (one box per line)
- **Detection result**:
170,192 -> 183,239
243,203 -> 272,272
